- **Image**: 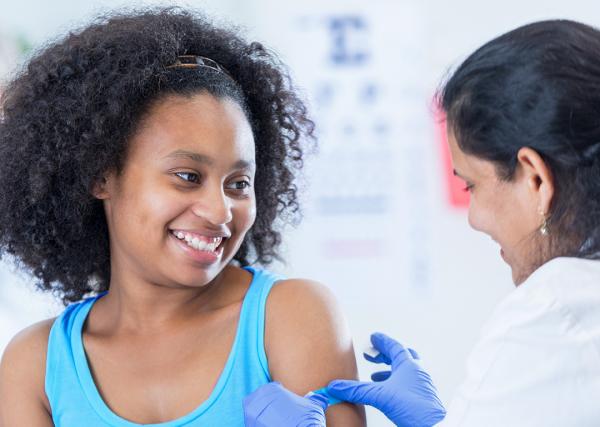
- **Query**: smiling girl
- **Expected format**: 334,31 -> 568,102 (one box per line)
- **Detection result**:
0,9 -> 365,426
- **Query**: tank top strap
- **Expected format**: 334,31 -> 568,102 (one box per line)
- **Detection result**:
45,294 -> 103,423
234,266 -> 283,380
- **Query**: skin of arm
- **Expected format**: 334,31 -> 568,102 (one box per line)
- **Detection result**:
265,279 -> 366,426
0,319 -> 54,427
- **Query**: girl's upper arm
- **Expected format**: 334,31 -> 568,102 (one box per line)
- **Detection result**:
265,279 -> 366,426
0,319 -> 54,427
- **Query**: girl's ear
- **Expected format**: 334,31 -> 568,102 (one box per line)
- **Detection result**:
91,172 -> 114,200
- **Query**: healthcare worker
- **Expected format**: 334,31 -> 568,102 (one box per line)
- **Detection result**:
243,19 -> 600,427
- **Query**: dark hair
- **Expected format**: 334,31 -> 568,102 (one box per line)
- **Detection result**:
0,8 -> 314,304
440,19 -> 600,259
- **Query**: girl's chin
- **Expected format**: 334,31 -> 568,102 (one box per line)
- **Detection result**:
167,270 -> 220,289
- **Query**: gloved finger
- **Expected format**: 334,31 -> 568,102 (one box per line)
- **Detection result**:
243,381 -> 284,418
370,370 -> 391,382
363,351 -> 391,365
408,348 -> 420,360
304,391 -> 330,412
243,382 -> 283,426
326,379 -> 382,406
420,401 -> 447,426
242,398 -> 262,427
243,408 -> 258,427
371,332 -> 411,368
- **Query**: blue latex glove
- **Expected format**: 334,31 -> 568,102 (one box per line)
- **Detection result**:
243,381 -> 328,427
327,332 -> 446,427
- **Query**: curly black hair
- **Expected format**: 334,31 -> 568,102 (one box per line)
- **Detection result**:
0,7 -> 314,304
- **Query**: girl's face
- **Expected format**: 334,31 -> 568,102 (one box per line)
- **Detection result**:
98,93 -> 256,289
447,131 -> 548,285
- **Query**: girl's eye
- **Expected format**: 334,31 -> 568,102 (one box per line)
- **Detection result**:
235,181 -> 250,190
175,172 -> 200,184
227,180 -> 252,192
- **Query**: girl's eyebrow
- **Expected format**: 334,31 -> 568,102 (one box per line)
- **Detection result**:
165,149 -> 213,165
164,149 -> 255,170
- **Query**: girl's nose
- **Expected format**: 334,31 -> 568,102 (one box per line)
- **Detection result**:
191,187 -> 233,225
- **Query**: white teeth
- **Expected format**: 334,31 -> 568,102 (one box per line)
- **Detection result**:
172,230 -> 223,252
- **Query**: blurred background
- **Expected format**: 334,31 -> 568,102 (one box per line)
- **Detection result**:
0,0 -> 597,425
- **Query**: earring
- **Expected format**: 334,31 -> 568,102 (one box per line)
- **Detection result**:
539,209 -> 549,236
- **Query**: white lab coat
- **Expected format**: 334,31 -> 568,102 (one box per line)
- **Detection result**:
441,257 -> 600,427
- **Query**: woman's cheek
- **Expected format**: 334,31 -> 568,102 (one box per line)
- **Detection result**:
467,201 -> 483,232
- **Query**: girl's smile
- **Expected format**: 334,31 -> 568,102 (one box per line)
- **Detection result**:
169,229 -> 227,265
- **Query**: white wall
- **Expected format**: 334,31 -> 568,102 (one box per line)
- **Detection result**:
2,1 -> 600,425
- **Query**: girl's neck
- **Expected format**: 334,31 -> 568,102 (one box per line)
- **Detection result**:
89,265 -> 247,335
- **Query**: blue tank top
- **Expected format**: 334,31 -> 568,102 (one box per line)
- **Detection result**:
45,267 -> 280,426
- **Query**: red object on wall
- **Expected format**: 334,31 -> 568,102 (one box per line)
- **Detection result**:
436,109 -> 470,209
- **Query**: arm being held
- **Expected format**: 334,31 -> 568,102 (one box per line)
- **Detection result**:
254,278 -> 366,426
244,329 -> 445,427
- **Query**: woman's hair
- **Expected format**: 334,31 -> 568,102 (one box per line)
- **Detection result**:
0,8 -> 314,304
440,19 -> 600,260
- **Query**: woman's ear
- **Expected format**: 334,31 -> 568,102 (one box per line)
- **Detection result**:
516,147 -> 554,214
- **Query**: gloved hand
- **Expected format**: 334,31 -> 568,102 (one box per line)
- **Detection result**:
243,381 -> 328,427
327,332 -> 446,427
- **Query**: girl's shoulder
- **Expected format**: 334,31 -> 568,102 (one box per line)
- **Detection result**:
263,277 -> 366,425
264,278 -> 347,360
0,317 -> 55,421
1,317 -> 55,379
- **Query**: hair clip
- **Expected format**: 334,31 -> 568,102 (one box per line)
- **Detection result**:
166,55 -> 234,81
